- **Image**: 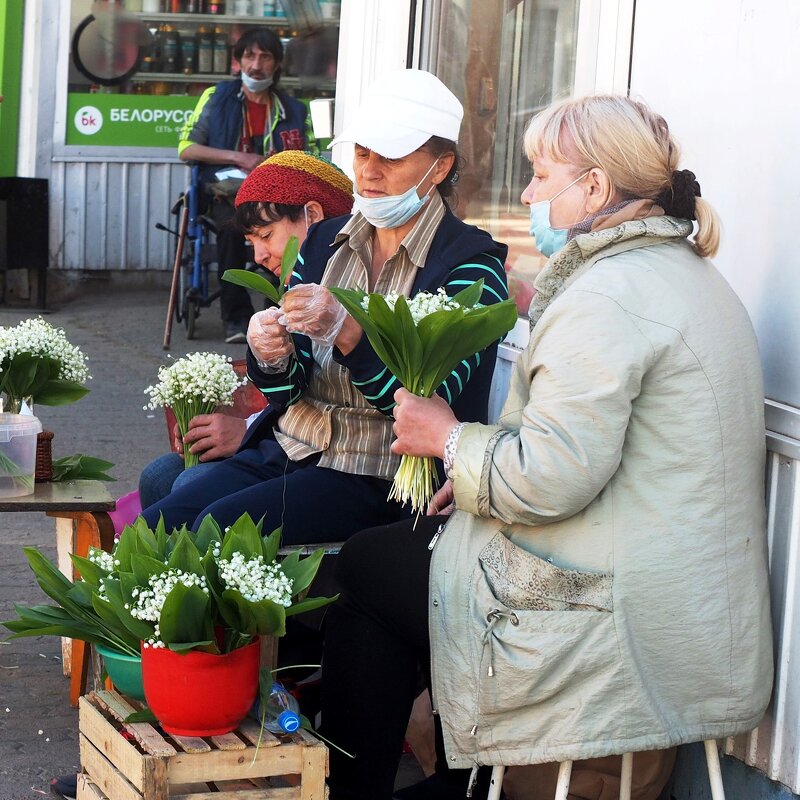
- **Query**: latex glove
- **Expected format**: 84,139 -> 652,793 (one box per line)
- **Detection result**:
247,307 -> 293,370
281,283 -> 347,347
180,414 -> 247,461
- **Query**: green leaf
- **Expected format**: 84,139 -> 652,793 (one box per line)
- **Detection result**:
34,379 -> 90,406
130,553 -> 170,587
69,553 -> 110,589
280,548 -> 325,597
194,515 -> 223,556
125,709 -> 158,723
220,588 -> 286,638
222,269 -> 281,305
280,235 -> 299,290
167,530 -> 203,575
392,296 -> 424,393
52,454 -> 115,482
220,513 -> 264,561
66,581 -> 95,608
285,593 -> 339,618
102,578 -> 154,642
159,583 -> 213,646
262,526 -> 282,565
451,278 -> 485,309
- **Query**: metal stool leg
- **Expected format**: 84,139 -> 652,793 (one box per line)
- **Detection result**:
488,766 -> 505,800
554,760 -> 573,800
704,739 -> 726,800
619,752 -> 633,800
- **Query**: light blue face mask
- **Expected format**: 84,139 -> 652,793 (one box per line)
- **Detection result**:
354,158 -> 439,230
241,72 -> 273,93
528,171 -> 589,257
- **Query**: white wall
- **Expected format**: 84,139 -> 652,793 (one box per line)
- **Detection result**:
629,0 -> 800,409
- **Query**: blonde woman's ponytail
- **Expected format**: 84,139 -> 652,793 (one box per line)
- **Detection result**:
692,197 -> 721,258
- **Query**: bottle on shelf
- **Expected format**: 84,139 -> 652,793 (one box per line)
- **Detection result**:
260,0 -> 277,15
232,0 -> 254,15
180,30 -> 197,74
207,1 -> 226,12
160,24 -> 181,74
169,0 -> 184,12
261,683 -> 301,735
185,0 -> 202,12
142,0 -> 163,12
196,25 -> 214,74
213,27 -> 229,75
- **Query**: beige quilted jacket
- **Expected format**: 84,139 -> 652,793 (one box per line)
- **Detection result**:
430,217 -> 773,769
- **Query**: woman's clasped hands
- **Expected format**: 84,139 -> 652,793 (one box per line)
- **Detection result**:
247,284 -> 353,371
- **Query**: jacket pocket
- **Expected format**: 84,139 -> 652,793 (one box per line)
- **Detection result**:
472,541 -> 619,719
478,532 -> 613,611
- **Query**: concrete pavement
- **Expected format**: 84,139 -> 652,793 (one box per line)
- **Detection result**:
0,286 -> 246,799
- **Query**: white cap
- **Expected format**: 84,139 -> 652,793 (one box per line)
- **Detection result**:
331,69 -> 463,159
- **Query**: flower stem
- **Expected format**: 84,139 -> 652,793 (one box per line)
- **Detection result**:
388,454 -> 439,515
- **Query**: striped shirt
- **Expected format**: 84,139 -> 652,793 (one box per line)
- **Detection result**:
257,192 -> 509,479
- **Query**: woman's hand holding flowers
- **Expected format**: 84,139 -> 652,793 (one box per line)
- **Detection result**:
392,388 -> 457,459
247,307 -> 293,369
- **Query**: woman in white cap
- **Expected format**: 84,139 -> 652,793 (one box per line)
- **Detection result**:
140,70 -> 509,553
321,94 -> 771,800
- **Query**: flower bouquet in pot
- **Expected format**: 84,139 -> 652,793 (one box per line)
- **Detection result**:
2,513 -> 337,733
144,351 -> 247,468
0,317 -> 98,490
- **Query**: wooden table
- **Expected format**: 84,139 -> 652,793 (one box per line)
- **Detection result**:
0,480 -> 116,706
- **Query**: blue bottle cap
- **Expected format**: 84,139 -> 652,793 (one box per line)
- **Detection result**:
278,709 -> 300,733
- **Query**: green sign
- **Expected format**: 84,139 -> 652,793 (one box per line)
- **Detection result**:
66,93 -> 198,148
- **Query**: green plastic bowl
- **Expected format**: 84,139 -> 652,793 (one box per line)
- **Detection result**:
95,644 -> 145,701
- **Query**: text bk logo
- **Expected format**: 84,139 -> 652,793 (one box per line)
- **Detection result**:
74,106 -> 104,135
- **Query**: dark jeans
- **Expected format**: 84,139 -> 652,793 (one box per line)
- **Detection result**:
321,516 -> 487,800
139,438 -> 413,546
211,200 -> 255,325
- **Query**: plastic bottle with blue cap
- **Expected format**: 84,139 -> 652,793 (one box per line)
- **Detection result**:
262,682 -> 301,734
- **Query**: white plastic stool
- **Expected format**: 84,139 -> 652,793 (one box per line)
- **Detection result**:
486,739 -> 725,800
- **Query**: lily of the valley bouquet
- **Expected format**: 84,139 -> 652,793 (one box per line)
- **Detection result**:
144,351 -> 247,468
3,513 -> 336,657
330,280 -> 518,513
0,317 -> 90,414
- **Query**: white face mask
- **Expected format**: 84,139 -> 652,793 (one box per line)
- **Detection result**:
241,72 -> 273,93
354,159 -> 439,229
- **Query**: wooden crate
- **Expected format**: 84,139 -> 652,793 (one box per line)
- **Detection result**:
77,689 -> 328,800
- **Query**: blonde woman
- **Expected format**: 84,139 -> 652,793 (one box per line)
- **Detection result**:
321,95 -> 772,800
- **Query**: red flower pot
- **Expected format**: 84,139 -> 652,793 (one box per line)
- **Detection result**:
141,639 -> 260,736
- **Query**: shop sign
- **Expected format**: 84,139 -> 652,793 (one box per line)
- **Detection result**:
66,93 -> 197,147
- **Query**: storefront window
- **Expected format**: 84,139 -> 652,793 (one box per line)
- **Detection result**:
420,0 -> 579,313
65,0 -> 339,150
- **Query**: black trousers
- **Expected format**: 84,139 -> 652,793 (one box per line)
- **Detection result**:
211,200 -> 255,324
321,516 -> 490,800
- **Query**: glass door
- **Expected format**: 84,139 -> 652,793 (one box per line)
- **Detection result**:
419,0 -> 581,312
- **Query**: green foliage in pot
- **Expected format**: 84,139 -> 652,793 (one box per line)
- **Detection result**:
2,513 -> 337,658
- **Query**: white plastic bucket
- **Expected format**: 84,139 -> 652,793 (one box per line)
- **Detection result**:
0,413 -> 43,498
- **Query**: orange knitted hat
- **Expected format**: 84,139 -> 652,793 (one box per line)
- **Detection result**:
235,150 -> 353,218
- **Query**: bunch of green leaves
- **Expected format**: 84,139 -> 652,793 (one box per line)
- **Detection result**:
329,279 -> 518,397
222,235 -> 300,306
2,514 -> 337,659
108,513 -> 335,655
52,454 -> 115,482
0,352 -> 89,410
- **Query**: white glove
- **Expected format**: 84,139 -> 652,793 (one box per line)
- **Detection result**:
280,283 -> 347,347
247,307 -> 293,371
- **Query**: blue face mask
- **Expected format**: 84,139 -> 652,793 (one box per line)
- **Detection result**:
241,72 -> 273,93
354,158 -> 439,229
528,171 -> 589,257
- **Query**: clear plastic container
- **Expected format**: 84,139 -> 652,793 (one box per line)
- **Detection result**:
0,414 -> 42,498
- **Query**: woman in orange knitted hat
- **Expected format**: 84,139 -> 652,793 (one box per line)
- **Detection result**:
138,151 -> 353,509
234,150 -> 354,282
